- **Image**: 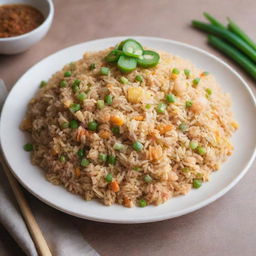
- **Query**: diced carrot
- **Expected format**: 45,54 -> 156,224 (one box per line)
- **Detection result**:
51,148 -> 58,156
110,181 -> 120,192
106,83 -> 114,88
170,73 -> 178,80
110,116 -> 124,126
148,145 -> 163,161
99,130 -> 111,139
75,167 -> 81,177
157,124 -> 173,135
76,127 -> 89,141
134,115 -> 144,121
123,196 -> 132,207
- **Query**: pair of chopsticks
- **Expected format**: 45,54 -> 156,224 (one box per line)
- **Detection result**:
0,155 -> 52,256
0,79 -> 52,256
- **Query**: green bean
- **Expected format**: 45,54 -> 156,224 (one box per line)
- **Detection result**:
208,35 -> 256,80
227,18 -> 256,51
192,20 -> 256,62
203,12 -> 226,29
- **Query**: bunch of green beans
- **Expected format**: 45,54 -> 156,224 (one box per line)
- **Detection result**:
191,12 -> 256,80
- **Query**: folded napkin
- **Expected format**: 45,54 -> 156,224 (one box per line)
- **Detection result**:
0,80 -> 100,256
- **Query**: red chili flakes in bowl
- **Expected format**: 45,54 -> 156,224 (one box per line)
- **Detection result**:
0,4 -> 44,38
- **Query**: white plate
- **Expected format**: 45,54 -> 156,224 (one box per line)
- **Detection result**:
1,37 -> 256,223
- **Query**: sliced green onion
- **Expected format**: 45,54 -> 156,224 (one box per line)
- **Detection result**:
145,104 -> 151,109
105,50 -> 123,62
172,68 -> 180,74
61,122 -> 69,129
117,55 -> 137,73
122,39 -> 144,58
59,155 -> 66,163
182,167 -> 190,173
205,88 -> 212,95
137,50 -> 160,68
77,149 -> 85,158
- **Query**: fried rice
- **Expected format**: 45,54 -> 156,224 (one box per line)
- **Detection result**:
21,47 -> 238,207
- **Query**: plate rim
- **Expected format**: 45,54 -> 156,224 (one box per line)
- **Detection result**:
1,36 -> 256,223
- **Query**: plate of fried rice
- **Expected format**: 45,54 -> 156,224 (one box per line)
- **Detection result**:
1,37 -> 256,223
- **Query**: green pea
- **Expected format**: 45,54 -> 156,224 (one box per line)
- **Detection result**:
172,68 -> 180,74
133,167 -> 142,171
133,141 -> 143,152
120,76 -> 128,84
111,126 -> 120,135
185,100 -> 193,108
64,71 -> 72,77
70,120 -> 79,129
40,81 -> 47,88
145,104 -> 151,109
23,143 -> 33,152
197,146 -> 206,155
205,88 -> 212,95
89,63 -> 96,70
166,94 -> 176,103
144,174 -> 153,183
97,100 -> 105,109
139,199 -> 147,207
193,179 -> 202,189
69,103 -> 81,112
105,173 -> 113,182
99,153 -> 107,162
107,155 -> 116,165
179,122 -> 188,132
77,149 -> 85,158
100,67 -> 110,75
59,155 -> 66,163
104,94 -> 113,105
60,80 -> 68,88
189,140 -> 198,150
88,121 -> 98,131
135,75 -> 143,82
182,167 -> 190,173
192,78 -> 200,88
80,158 -> 90,167
156,103 -> 167,114
76,92 -> 86,101
184,69 -> 191,78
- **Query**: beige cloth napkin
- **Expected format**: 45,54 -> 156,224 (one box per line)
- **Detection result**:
0,80 -> 100,256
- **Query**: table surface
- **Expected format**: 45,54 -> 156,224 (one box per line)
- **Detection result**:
0,0 -> 256,255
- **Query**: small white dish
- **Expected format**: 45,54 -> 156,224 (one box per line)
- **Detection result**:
0,0 -> 54,54
1,37 -> 256,223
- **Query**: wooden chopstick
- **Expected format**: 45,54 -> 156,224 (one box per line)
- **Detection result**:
0,154 -> 52,256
